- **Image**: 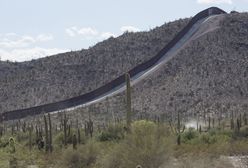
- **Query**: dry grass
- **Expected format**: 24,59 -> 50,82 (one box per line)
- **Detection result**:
1,120 -> 248,167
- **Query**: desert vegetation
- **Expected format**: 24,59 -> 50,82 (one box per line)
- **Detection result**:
0,73 -> 248,168
1,114 -> 248,168
1,10 -> 248,168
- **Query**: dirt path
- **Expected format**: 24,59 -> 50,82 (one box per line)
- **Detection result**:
227,156 -> 248,168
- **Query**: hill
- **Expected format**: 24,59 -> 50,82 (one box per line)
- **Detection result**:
92,12 -> 248,122
0,18 -> 189,112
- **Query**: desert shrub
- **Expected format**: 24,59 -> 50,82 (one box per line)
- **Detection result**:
199,132 -> 230,145
65,128 -> 77,143
182,128 -> 199,143
61,140 -> 101,168
131,120 -> 156,135
98,120 -> 172,168
54,132 -> 64,148
61,148 -> 82,168
239,125 -> 248,137
54,129 -> 86,148
97,124 -> 124,142
16,131 -> 29,143
232,125 -> 248,139
0,136 -> 9,148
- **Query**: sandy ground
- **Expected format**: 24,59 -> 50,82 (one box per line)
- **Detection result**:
227,156 -> 248,168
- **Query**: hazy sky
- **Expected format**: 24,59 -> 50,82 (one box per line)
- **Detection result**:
0,0 -> 247,61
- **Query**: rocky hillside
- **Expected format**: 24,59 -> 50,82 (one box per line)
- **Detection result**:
2,11 -> 248,123
80,12 -> 248,123
0,18 -> 189,112
132,12 -> 248,120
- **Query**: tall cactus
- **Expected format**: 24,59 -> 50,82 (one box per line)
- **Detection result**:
208,116 -> 211,130
77,127 -> 81,144
176,111 -> 185,145
231,111 -> 234,130
0,125 -> 3,137
85,120 -> 93,138
125,73 -> 132,130
43,115 -> 49,152
212,118 -> 215,128
72,134 -> 77,150
0,114 -> 3,137
169,110 -> 185,145
35,125 -> 39,144
236,118 -> 241,133
28,124 -> 32,151
239,113 -> 242,128
63,112 -> 68,147
244,113 -> 248,125
48,113 -> 53,152
76,119 -> 81,144
67,123 -> 71,138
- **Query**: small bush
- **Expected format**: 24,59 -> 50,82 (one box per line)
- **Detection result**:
0,136 -> 9,148
182,128 -> 199,143
61,140 -> 101,168
16,131 -> 29,143
232,125 -> 248,139
98,120 -> 172,168
54,132 -> 64,148
199,132 -> 230,145
62,148 -> 81,168
97,124 -> 124,142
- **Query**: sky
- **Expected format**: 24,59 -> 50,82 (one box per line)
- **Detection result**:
0,0 -> 248,62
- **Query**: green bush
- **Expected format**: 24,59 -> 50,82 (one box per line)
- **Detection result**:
199,132 -> 230,145
16,131 -> 29,143
61,140 -> 101,168
182,128 -> 199,143
0,136 -> 9,148
97,124 -> 124,142
131,120 -> 156,136
54,132 -> 64,148
232,125 -> 248,139
62,148 -> 82,168
54,129 -> 86,148
97,120 -> 172,168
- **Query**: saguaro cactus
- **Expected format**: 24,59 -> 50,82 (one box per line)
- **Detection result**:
244,113 -> 248,125
63,112 -> 68,147
72,134 -> 77,150
239,113 -> 242,128
85,120 -> 93,138
236,118 -> 241,133
35,125 -> 39,144
77,127 -> 81,144
125,73 -> 132,130
169,111 -> 185,145
76,119 -> 81,144
0,114 -> 3,137
212,118 -> 215,128
231,111 -> 234,130
208,116 -> 211,130
48,113 -> 53,152
28,124 -> 32,151
9,137 -> 16,154
44,115 -> 49,152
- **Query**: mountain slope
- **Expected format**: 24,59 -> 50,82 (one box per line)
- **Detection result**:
103,12 -> 248,121
2,9 -> 248,124
0,18 -> 189,112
